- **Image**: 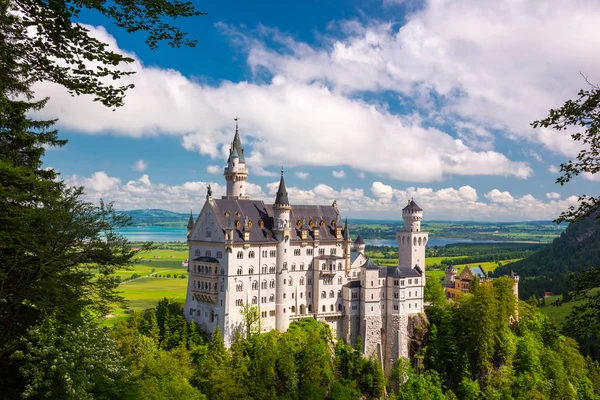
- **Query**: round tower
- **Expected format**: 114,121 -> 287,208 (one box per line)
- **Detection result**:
402,199 -> 423,232
444,264 -> 457,287
274,168 -> 291,332
353,234 -> 365,253
223,119 -> 249,199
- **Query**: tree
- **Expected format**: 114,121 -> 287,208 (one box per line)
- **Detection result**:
9,0 -> 205,108
240,303 -> 262,340
532,79 -> 600,224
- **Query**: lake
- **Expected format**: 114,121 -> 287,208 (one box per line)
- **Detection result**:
117,226 -> 505,247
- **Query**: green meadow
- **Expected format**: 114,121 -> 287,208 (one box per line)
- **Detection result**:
425,259 -> 521,282
539,288 -> 600,327
104,249 -> 188,325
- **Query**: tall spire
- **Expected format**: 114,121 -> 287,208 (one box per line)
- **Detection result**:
231,117 -> 245,163
274,166 -> 289,206
343,217 -> 350,240
187,209 -> 194,236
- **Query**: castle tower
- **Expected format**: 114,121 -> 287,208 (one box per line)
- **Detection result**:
353,234 -> 366,253
223,119 -> 249,199
274,168 -> 291,332
396,199 -> 428,283
343,218 -> 352,274
444,264 -> 457,287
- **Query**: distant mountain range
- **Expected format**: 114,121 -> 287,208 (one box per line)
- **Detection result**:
496,212 -> 600,299
123,209 -> 189,226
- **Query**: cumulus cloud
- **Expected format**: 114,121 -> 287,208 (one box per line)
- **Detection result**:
546,192 -> 561,199
206,165 -> 222,174
32,23 -> 533,182
132,159 -> 148,172
296,171 -> 309,179
485,189 -> 514,203
548,165 -> 560,173
332,170 -> 345,178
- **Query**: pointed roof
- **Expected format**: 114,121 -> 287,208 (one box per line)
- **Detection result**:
187,210 -> 194,229
343,218 -> 350,240
403,198 -> 423,212
226,119 -> 246,163
354,234 -> 365,245
274,167 -> 289,206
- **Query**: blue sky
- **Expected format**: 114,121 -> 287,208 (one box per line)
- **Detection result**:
39,0 -> 599,221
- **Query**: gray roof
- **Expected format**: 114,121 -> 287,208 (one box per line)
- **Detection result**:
350,250 -> 362,264
274,172 -> 290,206
403,199 -> 423,212
343,218 -> 350,240
381,265 -> 422,278
362,258 -> 380,270
187,211 -> 194,229
354,234 -> 365,245
209,199 -> 342,243
471,266 -> 487,279
345,280 -> 361,288
227,125 -> 246,163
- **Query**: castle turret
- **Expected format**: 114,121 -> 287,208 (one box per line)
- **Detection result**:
274,168 -> 291,332
396,199 -> 428,285
223,119 -> 249,199
444,264 -> 457,287
353,234 -> 365,254
187,210 -> 194,238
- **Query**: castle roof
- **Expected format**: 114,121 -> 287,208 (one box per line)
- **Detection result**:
354,234 -> 365,245
403,199 -> 423,212
187,211 -> 194,229
192,256 -> 219,263
274,169 -> 290,206
207,199 -> 341,243
343,218 -> 350,240
227,123 -> 246,163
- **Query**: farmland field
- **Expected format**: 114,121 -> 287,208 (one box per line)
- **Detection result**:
539,288 -> 600,327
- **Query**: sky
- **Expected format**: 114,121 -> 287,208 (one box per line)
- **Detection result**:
38,0 -> 600,221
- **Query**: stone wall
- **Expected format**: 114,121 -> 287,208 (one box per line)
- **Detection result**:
362,316 -> 383,363
342,315 -> 361,345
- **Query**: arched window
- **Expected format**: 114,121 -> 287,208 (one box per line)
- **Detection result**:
322,305 -> 326,312
321,263 -> 326,270
338,277 -> 342,284
402,236 -> 405,245
249,251 -> 255,258
300,277 -> 305,285
300,292 -> 303,298
270,280 -> 275,288
418,237 -> 422,246
237,267 -> 243,275
262,265 -> 267,273
300,304 -> 305,314
249,266 -> 254,275
237,251 -> 243,259
329,290 -> 334,298
269,266 -> 275,273
291,263 -> 296,271
413,237 -> 416,246
269,294 -> 275,302
261,280 -> 267,289
308,305 -> 312,312
252,296 -> 257,304
236,282 -> 243,292
252,281 -> 258,290
321,291 -> 326,299
289,277 -> 293,286
330,305 -> 334,312
300,263 -> 305,271
338,304 -> 342,311
291,305 -> 296,313
338,263 -> 342,270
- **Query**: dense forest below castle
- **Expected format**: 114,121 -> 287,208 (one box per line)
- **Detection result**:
5,281 -> 600,399
122,209 -> 565,243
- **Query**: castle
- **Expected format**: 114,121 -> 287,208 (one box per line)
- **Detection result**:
184,124 -> 428,372
443,263 -> 519,300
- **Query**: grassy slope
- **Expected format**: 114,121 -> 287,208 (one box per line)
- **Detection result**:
539,288 -> 600,327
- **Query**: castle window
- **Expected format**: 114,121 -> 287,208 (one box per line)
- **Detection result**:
351,291 -> 358,299
322,305 -> 326,312
249,251 -> 255,258
270,280 -> 275,288
195,249 -> 201,256
371,307 -> 373,312
306,249 -> 313,256
206,229 -> 211,238
291,305 -> 296,313
248,220 -> 253,228
319,248 -> 325,256
262,265 -> 267,273
236,283 -> 243,292
352,305 -> 358,311
283,262 -> 287,270
329,290 -> 334,298
401,280 -> 405,286
409,279 -> 412,284
409,303 -> 411,308
338,277 -> 342,284
283,294 -> 286,299
225,212 -> 230,217
320,221 -> 325,227
249,267 -> 254,275
269,266 -> 275,273
415,303 -> 418,309
300,277 -> 305,285
237,251 -> 243,259
270,250 -> 276,257
414,279 -> 418,284
371,294 -> 374,299
291,263 -> 296,271
394,292 -> 399,299
338,263 -> 342,270
330,305 -> 334,311
259,220 -> 264,228
236,220 -> 241,228
269,295 -> 275,302
309,220 -> 314,227
394,305 -> 399,311
308,278 -> 312,285
261,280 -> 267,289
236,299 -> 243,306
289,277 -> 293,286
216,251 -> 223,258
297,220 -> 302,228
236,212 -> 241,217
237,267 -> 243,275
294,249 -> 301,256
210,310 -> 215,322
321,291 -> 326,299
300,292 -> 303,298
205,250 -> 211,257
262,311 -> 267,317
308,305 -> 312,312
252,296 -> 257,305
261,297 -> 266,304
338,304 -> 342,311
371,281 -> 373,287
252,281 -> 258,290
262,250 -> 267,257
300,263 -> 305,271
321,263 -> 326,270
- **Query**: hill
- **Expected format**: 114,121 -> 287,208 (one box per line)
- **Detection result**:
495,213 -> 600,299
123,209 -> 188,226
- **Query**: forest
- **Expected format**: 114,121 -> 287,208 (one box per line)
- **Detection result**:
6,280 -> 600,399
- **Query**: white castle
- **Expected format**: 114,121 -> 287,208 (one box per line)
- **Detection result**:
184,124 -> 428,372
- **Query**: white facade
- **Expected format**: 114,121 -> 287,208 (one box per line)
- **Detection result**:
184,126 -> 427,371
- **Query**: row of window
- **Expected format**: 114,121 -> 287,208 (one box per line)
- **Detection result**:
194,249 -> 223,258
399,236 -> 427,246
193,280 -> 217,291
235,247 -> 336,259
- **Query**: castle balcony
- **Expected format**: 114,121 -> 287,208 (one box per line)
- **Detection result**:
320,269 -> 337,277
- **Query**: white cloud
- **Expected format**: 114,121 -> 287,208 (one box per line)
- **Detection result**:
132,159 -> 148,172
245,1 -> 599,158
548,165 -> 560,173
69,171 -> 580,221
296,171 -> 309,179
484,189 -> 514,203
32,24 -> 533,183
583,172 -> 600,182
332,170 -> 345,178
546,192 -> 561,199
206,165 -> 221,174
